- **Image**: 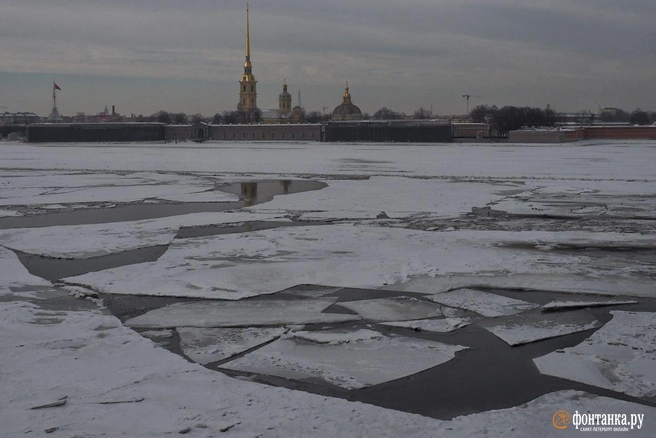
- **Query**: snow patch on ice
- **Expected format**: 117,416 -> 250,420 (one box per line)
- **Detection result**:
338,296 -> 444,322
222,329 -> 467,390
125,298 -> 360,329
480,311 -> 601,346
541,300 -> 639,312
178,327 -> 286,364
381,318 -> 474,333
429,288 -> 538,317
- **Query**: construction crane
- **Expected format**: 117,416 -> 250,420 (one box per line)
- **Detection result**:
462,94 -> 483,115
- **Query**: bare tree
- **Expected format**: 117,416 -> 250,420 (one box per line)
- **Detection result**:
413,107 -> 432,119
373,107 -> 403,120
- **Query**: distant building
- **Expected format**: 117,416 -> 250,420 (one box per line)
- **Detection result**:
261,81 -> 306,124
331,84 -> 363,121
0,112 -> 40,125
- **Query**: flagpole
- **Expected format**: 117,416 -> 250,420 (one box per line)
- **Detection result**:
52,81 -> 57,109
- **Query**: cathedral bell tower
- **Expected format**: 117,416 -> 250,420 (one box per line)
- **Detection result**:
238,3 -> 257,112
279,80 -> 292,115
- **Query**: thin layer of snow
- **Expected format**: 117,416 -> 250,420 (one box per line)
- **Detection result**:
0,209 -> 19,217
429,288 -> 538,317
381,318 -> 474,333
283,286 -> 345,298
480,311 -> 601,346
0,171 -> 237,206
338,296 -> 444,321
390,274 -> 656,298
125,298 -> 360,329
489,180 -> 656,219
177,327 -> 286,364
64,226 -> 644,300
222,329 -> 467,390
534,311 -> 656,400
247,176 -> 511,220
291,328 -> 384,345
541,300 -> 639,311
0,212 -> 289,258
2,142 -> 656,181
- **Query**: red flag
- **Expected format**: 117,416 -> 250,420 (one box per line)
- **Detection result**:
54,83 -> 61,90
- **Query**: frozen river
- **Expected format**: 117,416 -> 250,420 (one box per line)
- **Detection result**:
1,140 -> 655,437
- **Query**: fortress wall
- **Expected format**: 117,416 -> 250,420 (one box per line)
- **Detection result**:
210,124 -> 322,141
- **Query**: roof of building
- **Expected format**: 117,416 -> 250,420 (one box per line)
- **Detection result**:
332,85 -> 362,116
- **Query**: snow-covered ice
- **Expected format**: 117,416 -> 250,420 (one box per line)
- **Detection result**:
177,327 -> 286,364
62,225 -> 648,300
541,299 -> 639,312
0,170 -> 237,207
381,318 -> 474,333
247,176 -> 511,220
534,311 -> 656,400
429,288 -> 538,317
2,141 -> 656,435
338,296 -> 444,321
222,329 -> 467,390
391,273 -> 656,298
0,211 -> 288,258
480,310 -> 601,346
0,247 -> 51,290
125,297 -> 360,329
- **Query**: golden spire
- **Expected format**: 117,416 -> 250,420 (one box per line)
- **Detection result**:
342,81 -> 352,104
246,3 -> 251,61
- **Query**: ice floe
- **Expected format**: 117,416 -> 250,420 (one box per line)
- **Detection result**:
0,212 -> 288,258
541,299 -> 639,312
125,298 -> 359,329
63,225 -> 621,300
0,247 -> 51,292
381,318 -> 474,333
221,329 -> 467,390
480,310 -> 601,346
247,176 -> 510,220
391,273 -> 656,298
534,311 -> 656,400
429,288 -> 538,317
178,327 -> 286,364
338,296 -> 444,321
0,171 -> 236,207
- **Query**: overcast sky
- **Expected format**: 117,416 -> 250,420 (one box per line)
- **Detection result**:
1,0 -> 655,117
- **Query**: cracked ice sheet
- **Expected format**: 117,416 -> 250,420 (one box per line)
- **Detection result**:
247,176 -> 513,220
177,327 -> 286,365
381,318 -> 474,333
64,226 -> 612,300
221,329 -> 467,390
0,212 -> 289,258
1,270 -> 655,436
490,180 -> 656,218
480,310 -> 602,346
0,171 -> 237,207
125,298 -> 359,329
534,311 -> 656,401
429,289 -> 538,317
338,296 -> 444,322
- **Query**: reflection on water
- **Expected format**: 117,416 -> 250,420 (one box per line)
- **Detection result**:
219,180 -> 326,206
